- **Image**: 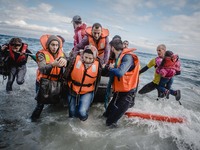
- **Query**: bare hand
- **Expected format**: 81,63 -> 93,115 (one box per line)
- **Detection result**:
57,57 -> 67,67
109,63 -> 115,69
1,45 -> 8,51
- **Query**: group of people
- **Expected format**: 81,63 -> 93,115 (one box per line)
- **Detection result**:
0,15 -> 181,127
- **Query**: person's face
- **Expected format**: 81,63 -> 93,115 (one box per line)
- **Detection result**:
73,22 -> 81,29
83,53 -> 94,64
49,41 -> 59,54
123,41 -> 129,48
157,46 -> 166,58
92,27 -> 102,40
11,43 -> 22,52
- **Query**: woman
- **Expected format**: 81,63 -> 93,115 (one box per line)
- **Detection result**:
30,35 -> 67,122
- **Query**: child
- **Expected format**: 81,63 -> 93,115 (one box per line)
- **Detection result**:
156,50 -> 181,100
66,45 -> 101,121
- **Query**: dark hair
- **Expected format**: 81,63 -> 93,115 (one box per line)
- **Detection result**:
83,49 -> 93,55
110,39 -> 123,51
165,50 -> 173,57
123,40 -> 129,43
160,50 -> 174,66
112,35 -> 121,40
9,37 -> 22,45
92,23 -> 102,30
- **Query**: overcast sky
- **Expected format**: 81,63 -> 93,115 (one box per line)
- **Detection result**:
0,0 -> 200,60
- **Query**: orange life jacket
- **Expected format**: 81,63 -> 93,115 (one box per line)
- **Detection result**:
68,55 -> 99,94
86,27 -> 109,56
113,48 -> 140,92
36,35 -> 64,82
9,43 -> 28,63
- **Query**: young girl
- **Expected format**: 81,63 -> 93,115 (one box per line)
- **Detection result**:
156,50 -> 181,101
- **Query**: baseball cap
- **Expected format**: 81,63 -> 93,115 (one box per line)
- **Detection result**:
71,15 -> 82,23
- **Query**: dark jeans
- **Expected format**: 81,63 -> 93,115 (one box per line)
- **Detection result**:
30,81 -> 44,121
104,90 -> 135,126
157,77 -> 176,95
138,81 -> 163,97
6,65 -> 26,91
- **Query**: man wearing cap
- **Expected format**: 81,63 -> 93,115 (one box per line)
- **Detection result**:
103,39 -> 140,127
73,23 -> 110,65
0,37 -> 34,93
71,15 -> 87,47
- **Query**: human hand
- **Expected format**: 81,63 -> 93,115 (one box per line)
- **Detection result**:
102,64 -> 106,68
109,63 -> 115,69
57,57 -> 67,67
1,45 -> 8,51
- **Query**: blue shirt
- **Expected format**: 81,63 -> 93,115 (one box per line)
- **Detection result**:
110,54 -> 134,77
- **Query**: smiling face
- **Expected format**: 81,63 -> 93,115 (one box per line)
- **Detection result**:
92,27 -> 102,40
49,40 -> 59,54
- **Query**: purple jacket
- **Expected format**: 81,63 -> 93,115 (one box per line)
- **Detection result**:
73,35 -> 110,64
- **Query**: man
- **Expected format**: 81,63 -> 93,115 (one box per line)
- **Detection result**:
103,39 -> 140,127
66,45 -> 101,121
123,40 -> 129,48
0,37 -> 34,93
138,44 -> 166,97
30,35 -> 67,121
73,23 -> 110,65
71,15 -> 87,46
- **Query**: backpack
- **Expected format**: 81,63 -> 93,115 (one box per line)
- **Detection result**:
0,48 -> 10,78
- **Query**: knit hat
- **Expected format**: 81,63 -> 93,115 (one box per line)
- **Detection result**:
72,15 -> 82,24
46,35 -> 60,49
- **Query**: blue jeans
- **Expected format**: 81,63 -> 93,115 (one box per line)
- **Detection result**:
67,91 -> 94,121
157,77 -> 176,95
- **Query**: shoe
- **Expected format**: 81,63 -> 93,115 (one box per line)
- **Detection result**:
175,90 -> 181,101
158,92 -> 165,98
6,90 -> 12,94
103,112 -> 108,118
30,104 -> 44,122
165,90 -> 170,99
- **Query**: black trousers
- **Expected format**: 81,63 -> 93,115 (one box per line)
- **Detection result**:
6,65 -> 26,91
105,91 -> 136,126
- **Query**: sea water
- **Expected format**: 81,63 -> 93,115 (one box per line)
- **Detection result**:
0,34 -> 200,150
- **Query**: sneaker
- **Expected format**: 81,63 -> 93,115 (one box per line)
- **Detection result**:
158,92 -> 165,98
165,90 -> 170,99
175,90 -> 181,101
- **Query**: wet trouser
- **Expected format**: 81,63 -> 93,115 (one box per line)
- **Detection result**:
30,81 -> 44,120
138,81 -> 163,97
157,77 -> 176,96
67,91 -> 94,121
104,91 -> 135,126
6,65 -> 26,91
